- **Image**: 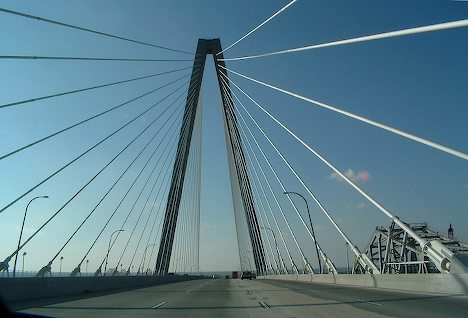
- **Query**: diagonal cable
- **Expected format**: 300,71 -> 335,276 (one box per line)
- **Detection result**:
78,106 -> 183,268
217,0 -> 299,55
221,74 -> 340,272
46,94 -> 185,267
221,72 -> 444,271
103,86 -> 199,271
0,55 -> 193,62
219,78 -> 299,272
220,19 -> 468,61
0,67 -> 192,110
0,78 -> 191,214
0,7 -> 194,55
4,81 -> 189,262
0,71 -> 196,161
114,90 -> 198,268
220,65 -> 468,160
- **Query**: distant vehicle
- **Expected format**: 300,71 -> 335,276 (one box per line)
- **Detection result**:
241,271 -> 256,280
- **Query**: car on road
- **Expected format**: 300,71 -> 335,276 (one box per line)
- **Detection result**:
241,271 -> 256,280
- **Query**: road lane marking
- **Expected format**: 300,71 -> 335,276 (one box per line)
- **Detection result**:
368,301 -> 382,306
151,301 -> 167,309
258,301 -> 270,308
356,299 -> 382,306
186,289 -> 192,292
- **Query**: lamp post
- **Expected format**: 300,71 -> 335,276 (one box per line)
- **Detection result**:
346,242 -> 350,274
261,227 -> 281,274
22,252 -> 27,277
13,195 -> 49,277
104,229 -> 124,274
284,191 -> 322,273
141,244 -> 155,275
59,256 -> 64,276
86,260 -> 89,276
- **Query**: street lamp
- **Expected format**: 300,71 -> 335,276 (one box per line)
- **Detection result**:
284,191 -> 322,273
13,195 -> 49,277
346,242 -> 350,274
22,252 -> 27,277
59,256 -> 64,276
104,229 -> 124,274
86,260 -> 89,275
261,227 -> 281,274
141,244 -> 155,275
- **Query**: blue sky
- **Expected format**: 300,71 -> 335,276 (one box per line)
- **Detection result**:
0,0 -> 467,273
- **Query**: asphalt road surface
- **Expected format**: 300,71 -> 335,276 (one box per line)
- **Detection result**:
16,278 -> 468,317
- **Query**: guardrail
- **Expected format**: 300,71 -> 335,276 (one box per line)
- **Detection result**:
259,273 -> 468,294
0,275 -> 201,303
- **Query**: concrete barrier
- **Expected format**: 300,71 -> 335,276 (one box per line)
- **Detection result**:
259,273 -> 468,294
0,275 -> 201,303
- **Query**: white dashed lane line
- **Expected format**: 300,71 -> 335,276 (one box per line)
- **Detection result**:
151,301 -> 167,309
356,299 -> 382,306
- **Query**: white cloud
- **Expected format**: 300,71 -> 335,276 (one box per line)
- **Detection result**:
356,202 -> 366,209
328,169 -> 371,183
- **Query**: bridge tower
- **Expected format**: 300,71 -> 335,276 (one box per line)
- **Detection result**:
154,39 -> 267,275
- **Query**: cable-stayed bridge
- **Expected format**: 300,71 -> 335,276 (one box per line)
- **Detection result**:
0,1 -> 467,317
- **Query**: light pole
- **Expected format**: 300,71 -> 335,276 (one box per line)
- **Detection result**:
141,244 -> 155,275
59,256 -> 64,276
284,191 -> 322,273
346,242 -> 350,274
104,229 -> 124,274
22,252 -> 27,277
261,227 -> 281,274
13,195 -> 49,277
86,260 -> 89,275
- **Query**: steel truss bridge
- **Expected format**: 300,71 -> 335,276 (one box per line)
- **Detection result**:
0,2 -> 467,316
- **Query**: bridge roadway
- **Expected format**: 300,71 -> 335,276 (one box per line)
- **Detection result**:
15,278 -> 467,317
